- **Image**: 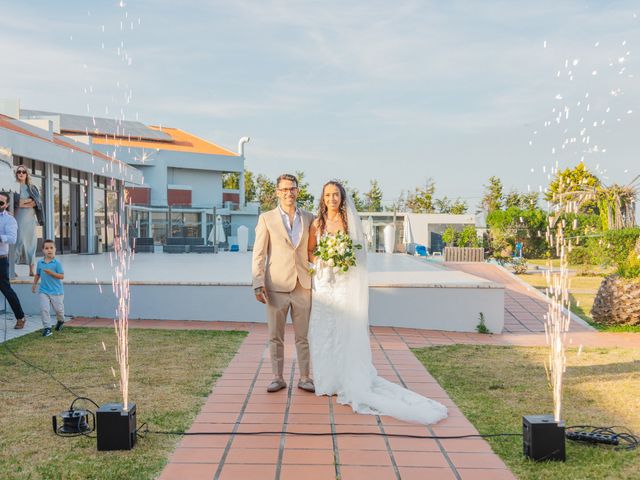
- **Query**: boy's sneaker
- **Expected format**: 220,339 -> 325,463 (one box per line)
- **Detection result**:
42,328 -> 53,337
54,320 -> 64,332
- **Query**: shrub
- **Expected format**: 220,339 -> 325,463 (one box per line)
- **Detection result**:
602,228 -> 640,269
476,312 -> 491,334
568,245 -> 591,265
458,225 -> 482,247
511,257 -> 528,274
442,227 -> 458,246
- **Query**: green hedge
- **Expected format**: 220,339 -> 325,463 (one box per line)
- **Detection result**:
568,245 -> 592,265
602,228 -> 640,267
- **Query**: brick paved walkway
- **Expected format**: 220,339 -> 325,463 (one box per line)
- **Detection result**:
445,263 -> 592,333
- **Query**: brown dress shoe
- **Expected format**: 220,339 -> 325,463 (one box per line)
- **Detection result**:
267,379 -> 287,393
14,318 -> 26,329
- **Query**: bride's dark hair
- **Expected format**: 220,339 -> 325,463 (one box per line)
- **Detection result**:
317,180 -> 349,235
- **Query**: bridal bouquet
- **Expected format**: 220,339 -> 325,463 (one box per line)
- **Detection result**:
312,231 -> 362,274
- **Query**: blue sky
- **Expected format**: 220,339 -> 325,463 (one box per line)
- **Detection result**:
1,1 -> 638,209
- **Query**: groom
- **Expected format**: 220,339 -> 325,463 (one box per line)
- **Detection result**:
252,174 -> 315,393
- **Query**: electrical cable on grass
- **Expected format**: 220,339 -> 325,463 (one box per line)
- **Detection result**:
3,304 -> 638,450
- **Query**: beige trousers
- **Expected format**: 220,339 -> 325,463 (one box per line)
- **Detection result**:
266,281 -> 311,379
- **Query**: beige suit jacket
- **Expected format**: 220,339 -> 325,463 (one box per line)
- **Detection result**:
252,207 -> 314,292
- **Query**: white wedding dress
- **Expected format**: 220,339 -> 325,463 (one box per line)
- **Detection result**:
308,199 -> 448,425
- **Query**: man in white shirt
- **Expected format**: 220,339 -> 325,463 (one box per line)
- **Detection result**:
252,174 -> 315,393
0,192 -> 27,329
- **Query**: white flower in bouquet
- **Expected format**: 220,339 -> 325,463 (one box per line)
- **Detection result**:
313,231 -> 363,274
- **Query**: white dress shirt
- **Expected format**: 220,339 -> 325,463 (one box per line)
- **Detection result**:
278,205 -> 302,247
0,211 -> 18,256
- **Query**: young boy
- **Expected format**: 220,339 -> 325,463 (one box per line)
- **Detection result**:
32,240 -> 65,337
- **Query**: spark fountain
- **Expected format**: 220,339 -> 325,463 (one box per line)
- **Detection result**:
96,189 -> 137,451
523,19 -> 639,458
522,210 -> 571,462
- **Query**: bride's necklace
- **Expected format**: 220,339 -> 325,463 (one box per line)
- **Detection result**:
326,213 -> 341,224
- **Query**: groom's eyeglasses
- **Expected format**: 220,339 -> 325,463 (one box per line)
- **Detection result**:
277,187 -> 298,194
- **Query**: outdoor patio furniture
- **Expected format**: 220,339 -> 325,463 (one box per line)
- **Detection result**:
229,244 -> 239,252
415,245 -> 427,257
132,237 -> 154,253
165,237 -> 205,253
191,245 -> 216,253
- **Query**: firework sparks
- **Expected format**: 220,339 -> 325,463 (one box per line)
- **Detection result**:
111,194 -> 131,410
544,215 -> 572,422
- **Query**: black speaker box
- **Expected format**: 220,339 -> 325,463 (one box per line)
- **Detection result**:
522,414 -> 565,461
96,403 -> 137,451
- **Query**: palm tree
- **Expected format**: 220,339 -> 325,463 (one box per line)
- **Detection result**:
549,174 -> 640,327
592,236 -> 640,326
597,176 -> 638,230
551,175 -> 638,230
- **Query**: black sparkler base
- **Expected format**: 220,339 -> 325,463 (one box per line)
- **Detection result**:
523,414 -> 566,462
96,402 -> 137,451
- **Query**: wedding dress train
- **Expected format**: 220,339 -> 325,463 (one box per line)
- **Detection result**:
308,199 -> 448,425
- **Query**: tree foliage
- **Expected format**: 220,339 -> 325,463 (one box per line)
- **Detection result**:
480,176 -> 504,214
458,225 -> 481,247
295,171 -> 315,211
406,179 -> 436,213
434,196 -> 468,214
504,190 -> 538,210
486,206 -> 548,258
364,180 -> 383,212
598,183 -> 638,230
221,169 -> 257,203
255,174 -> 277,211
545,163 -> 601,214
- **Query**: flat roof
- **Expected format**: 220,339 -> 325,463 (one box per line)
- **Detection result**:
0,115 -> 143,184
21,109 -> 172,142
92,126 -> 238,156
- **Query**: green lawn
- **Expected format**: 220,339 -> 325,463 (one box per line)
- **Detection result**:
517,270 -> 640,332
526,259 -> 614,276
414,345 -> 640,480
0,327 -> 247,480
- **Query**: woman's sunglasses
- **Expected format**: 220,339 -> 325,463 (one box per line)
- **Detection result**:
16,170 -> 27,175
0,201 -> 5,206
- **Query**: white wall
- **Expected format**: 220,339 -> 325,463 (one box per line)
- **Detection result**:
169,167 -> 222,207
406,213 -> 476,247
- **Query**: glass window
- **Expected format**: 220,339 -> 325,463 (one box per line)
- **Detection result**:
61,182 -> 71,252
151,211 -> 168,244
30,176 -> 44,243
79,184 -> 87,252
94,187 -> 106,252
34,160 -> 44,176
106,189 -> 118,251
53,180 -> 61,250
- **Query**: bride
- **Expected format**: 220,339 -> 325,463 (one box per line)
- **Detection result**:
307,180 -> 448,425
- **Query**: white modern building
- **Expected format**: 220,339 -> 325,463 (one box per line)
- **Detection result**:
358,211 -> 484,253
19,109 -> 259,248
0,101 -> 142,254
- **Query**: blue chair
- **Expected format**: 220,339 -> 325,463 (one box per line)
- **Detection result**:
415,245 -> 427,257
229,244 -> 239,252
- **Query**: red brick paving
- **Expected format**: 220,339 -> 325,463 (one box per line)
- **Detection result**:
446,263 -> 593,333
